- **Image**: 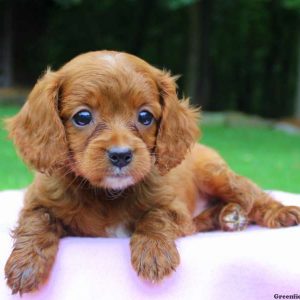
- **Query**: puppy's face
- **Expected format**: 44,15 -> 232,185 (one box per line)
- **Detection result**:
60,54 -> 161,189
7,51 -> 199,190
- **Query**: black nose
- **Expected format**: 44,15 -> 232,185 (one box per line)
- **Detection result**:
107,147 -> 133,168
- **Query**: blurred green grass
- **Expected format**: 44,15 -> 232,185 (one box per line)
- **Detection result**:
0,106 -> 299,193
0,106 -> 33,190
201,125 -> 300,193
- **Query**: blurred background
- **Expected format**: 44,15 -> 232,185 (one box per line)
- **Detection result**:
0,0 -> 299,192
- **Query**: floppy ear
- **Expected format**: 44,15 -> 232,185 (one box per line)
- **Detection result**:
155,71 -> 200,175
6,70 -> 68,174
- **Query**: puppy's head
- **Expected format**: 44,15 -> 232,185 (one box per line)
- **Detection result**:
7,51 -> 199,190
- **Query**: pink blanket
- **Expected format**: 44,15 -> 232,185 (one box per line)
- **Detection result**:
1,190 -> 299,299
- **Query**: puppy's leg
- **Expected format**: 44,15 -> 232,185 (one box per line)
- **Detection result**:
249,193 -> 300,228
193,203 -> 223,232
5,207 -> 64,295
202,163 -> 258,214
130,207 -> 193,283
194,202 -> 248,232
202,163 -> 300,229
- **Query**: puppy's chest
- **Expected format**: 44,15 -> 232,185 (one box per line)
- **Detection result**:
105,223 -> 132,238
65,200 -> 137,238
67,215 -> 132,238
64,187 -> 156,238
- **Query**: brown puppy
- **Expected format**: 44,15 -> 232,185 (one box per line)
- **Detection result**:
5,51 -> 300,294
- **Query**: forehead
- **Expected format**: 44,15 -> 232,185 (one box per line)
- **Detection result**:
59,53 -> 161,117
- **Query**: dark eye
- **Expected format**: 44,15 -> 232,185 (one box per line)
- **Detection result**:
72,110 -> 93,127
138,110 -> 154,126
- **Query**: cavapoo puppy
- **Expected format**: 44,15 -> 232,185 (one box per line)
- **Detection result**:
5,51 -> 300,294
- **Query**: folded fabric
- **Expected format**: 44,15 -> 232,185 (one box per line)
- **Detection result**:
0,190 -> 299,300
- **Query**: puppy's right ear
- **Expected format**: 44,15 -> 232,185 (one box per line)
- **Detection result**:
6,70 -> 68,174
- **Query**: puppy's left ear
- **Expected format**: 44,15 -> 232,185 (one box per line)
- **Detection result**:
155,71 -> 200,175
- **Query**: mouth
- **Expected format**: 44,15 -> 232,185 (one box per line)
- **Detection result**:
103,175 -> 135,190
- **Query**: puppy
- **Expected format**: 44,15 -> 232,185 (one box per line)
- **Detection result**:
5,51 -> 300,294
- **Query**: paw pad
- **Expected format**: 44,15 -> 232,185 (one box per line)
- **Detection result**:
220,204 -> 248,231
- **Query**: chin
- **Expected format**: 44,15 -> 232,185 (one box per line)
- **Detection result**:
101,175 -> 135,190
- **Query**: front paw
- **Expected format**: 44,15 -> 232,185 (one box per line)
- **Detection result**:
5,248 -> 52,295
130,234 -> 180,283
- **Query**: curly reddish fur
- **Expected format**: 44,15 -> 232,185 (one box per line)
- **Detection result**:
4,51 -> 300,295
6,71 -> 68,174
